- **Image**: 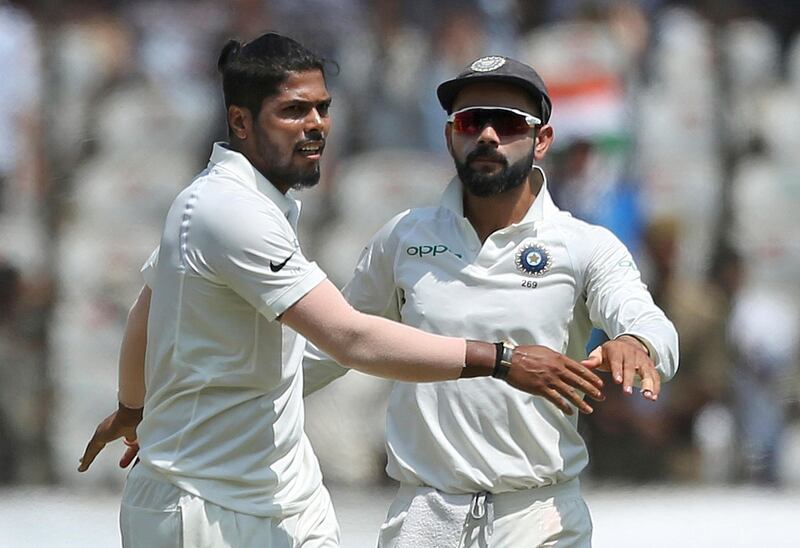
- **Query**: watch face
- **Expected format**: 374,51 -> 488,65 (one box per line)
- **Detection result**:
515,243 -> 552,277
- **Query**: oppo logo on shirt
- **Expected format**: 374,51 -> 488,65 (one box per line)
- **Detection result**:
406,244 -> 462,259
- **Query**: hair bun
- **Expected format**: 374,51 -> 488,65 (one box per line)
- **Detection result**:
217,39 -> 242,72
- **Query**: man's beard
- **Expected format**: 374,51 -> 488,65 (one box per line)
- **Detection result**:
256,130 -> 324,190
454,144 -> 535,197
269,163 -> 321,190
292,165 -> 321,189
260,162 -> 321,190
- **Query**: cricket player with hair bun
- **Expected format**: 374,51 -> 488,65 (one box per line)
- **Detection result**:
303,56 -> 679,547
78,36 -> 608,548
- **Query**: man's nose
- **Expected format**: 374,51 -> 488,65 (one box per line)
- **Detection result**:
477,123 -> 500,146
305,108 -> 325,132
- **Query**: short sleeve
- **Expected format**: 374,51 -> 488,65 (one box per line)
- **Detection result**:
187,193 -> 326,320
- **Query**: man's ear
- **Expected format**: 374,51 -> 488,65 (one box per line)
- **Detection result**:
533,124 -> 554,161
227,105 -> 251,141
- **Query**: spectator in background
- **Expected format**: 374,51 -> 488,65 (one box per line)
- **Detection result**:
419,8 -> 492,154
0,0 -> 44,262
585,220 -> 738,483
640,218 -> 732,480
0,260 -> 21,483
0,0 -> 53,485
549,139 -> 644,254
728,286 -> 799,484
0,255 -> 53,483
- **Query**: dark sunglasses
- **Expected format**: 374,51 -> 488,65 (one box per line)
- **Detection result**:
447,106 -> 541,137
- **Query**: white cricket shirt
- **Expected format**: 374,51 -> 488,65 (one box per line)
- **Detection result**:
305,168 -> 678,494
137,143 -> 327,517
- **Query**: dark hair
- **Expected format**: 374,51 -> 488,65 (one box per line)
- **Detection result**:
217,33 -> 326,116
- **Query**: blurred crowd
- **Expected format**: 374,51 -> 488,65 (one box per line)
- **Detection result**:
1,0 -> 799,489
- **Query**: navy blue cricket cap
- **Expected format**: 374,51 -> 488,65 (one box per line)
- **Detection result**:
437,56 -> 552,123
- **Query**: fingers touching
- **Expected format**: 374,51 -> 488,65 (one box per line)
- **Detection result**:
586,340 -> 661,400
580,347 -> 605,371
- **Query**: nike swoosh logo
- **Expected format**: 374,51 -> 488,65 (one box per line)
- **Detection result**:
270,252 -> 295,272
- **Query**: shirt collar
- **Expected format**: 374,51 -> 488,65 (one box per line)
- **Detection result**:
440,165 -> 558,225
208,142 -> 298,220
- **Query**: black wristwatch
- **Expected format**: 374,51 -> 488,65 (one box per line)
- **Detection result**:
491,342 -> 514,380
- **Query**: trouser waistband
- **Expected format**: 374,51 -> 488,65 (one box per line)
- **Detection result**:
398,477 -> 580,510
398,478 -> 581,547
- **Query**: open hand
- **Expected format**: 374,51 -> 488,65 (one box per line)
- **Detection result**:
78,403 -> 143,472
506,345 -> 605,415
581,336 -> 660,401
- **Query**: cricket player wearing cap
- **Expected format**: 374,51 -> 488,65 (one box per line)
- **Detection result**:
303,55 -> 679,547
78,37 -> 608,548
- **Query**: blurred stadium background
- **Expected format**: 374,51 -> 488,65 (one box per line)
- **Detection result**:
1,0 -> 799,546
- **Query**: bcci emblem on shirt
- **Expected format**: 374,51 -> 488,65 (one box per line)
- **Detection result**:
515,243 -> 552,276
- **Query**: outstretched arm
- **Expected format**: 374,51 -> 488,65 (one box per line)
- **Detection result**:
78,285 -> 150,472
282,280 -> 605,414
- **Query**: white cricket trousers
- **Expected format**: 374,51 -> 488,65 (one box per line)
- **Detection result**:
378,478 -> 591,548
120,463 -> 340,548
